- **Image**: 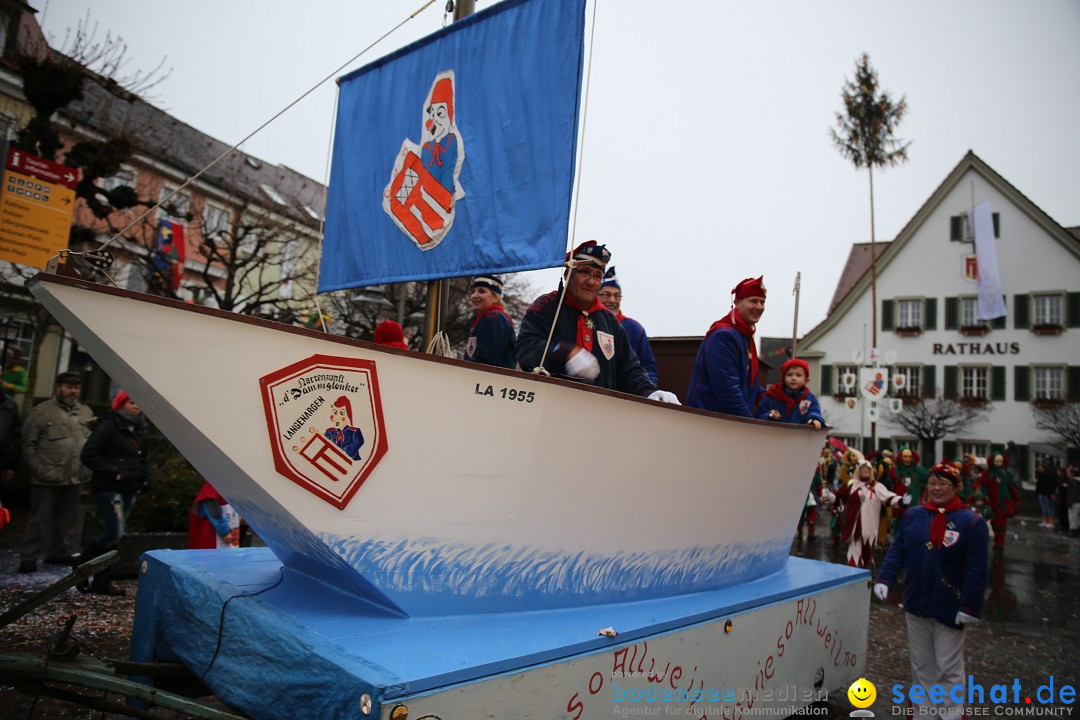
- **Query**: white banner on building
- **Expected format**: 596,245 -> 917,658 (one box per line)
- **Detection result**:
969,200 -> 1007,319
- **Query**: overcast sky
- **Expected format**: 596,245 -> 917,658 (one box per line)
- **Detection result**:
36,0 -> 1080,344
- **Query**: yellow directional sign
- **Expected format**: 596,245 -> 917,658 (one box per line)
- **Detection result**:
0,149 -> 78,269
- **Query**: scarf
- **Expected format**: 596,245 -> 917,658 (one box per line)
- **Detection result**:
764,382 -> 809,416
564,292 -> 606,353
709,308 -> 758,386
472,303 -> 514,330
923,496 -> 967,548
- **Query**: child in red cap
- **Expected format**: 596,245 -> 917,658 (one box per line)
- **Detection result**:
754,358 -> 824,430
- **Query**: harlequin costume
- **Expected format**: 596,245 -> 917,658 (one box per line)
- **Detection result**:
800,451 -> 832,539
831,448 -> 863,543
833,460 -> 902,568
978,454 -> 1021,548
464,275 -> 516,369
686,277 -> 766,417
877,462 -> 989,719
601,267 -> 658,386
869,450 -> 897,546
893,449 -> 930,515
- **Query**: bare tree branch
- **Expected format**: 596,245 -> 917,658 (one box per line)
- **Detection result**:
1033,403 -> 1080,450
884,391 -> 993,446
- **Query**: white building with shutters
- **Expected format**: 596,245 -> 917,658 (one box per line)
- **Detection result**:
799,152 -> 1079,479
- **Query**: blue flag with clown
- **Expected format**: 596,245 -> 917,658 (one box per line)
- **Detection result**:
319,0 -> 587,291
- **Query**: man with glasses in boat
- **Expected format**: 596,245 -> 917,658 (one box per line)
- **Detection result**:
598,266 -> 658,386
686,276 -> 767,418
517,241 -> 677,403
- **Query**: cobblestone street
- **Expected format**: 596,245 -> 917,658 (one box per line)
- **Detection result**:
2,511 -> 1078,718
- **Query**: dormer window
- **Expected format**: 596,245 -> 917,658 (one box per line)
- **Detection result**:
260,184 -> 287,206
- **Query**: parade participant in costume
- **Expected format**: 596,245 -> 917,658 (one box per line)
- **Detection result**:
686,276 -> 766,417
373,320 -> 409,350
875,462 -> 989,719
189,481 -> 241,549
832,459 -> 902,568
959,454 -> 982,501
869,450 -> 897,546
893,448 -> 930,518
801,448 -> 835,540
978,453 -> 1020,549
79,390 -> 149,595
831,447 -> 863,544
1034,459 -> 1056,529
516,242 -> 678,404
755,358 -> 824,429
968,485 -> 995,543
598,266 -> 658,386
463,274 -> 516,369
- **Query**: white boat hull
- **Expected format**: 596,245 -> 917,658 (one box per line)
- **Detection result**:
30,274 -> 824,616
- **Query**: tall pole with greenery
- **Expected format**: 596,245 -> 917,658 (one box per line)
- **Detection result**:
830,53 -> 910,450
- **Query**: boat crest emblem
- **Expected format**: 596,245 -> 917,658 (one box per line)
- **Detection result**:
383,69 -> 466,251
260,354 -> 389,509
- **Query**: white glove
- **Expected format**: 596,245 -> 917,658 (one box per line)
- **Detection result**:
955,611 -> 979,625
647,390 -> 681,404
903,494 -> 912,505
873,583 -> 889,601
564,348 -> 600,382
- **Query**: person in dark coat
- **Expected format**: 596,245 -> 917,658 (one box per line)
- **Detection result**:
516,241 -> 677,403
463,274 -> 516,369
79,390 -> 149,595
598,266 -> 658,386
686,276 -> 766,417
874,461 -> 989,719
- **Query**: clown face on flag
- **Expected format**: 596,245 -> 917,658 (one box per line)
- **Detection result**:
320,0 -> 587,290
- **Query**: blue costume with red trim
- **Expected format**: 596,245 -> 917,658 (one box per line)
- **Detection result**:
516,290 -> 655,396
877,504 -> 989,629
686,311 -> 762,417
616,313 -> 658,386
465,306 -> 516,370
754,384 -> 823,425
325,426 -> 364,461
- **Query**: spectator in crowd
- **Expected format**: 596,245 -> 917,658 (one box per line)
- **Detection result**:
1067,465 -> 1080,538
686,276 -> 766,417
516,241 -> 677,404
875,461 -> 989,720
79,390 -> 150,595
0,389 -> 19,482
18,371 -> 93,574
598,266 -> 658,386
373,320 -> 409,350
832,459 -> 902,568
755,357 -> 823,429
463,274 -> 516,369
1034,458 -> 1056,528
2,346 -> 28,397
978,453 -> 1020,548
1054,461 -> 1069,533
189,480 -> 241,549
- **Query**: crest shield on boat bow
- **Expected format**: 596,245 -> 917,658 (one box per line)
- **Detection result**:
260,355 -> 389,509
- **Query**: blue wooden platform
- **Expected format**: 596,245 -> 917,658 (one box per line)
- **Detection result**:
131,547 -> 868,720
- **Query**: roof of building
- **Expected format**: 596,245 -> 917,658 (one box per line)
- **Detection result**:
801,151 -> 1080,347
827,241 -> 891,315
56,56 -> 326,230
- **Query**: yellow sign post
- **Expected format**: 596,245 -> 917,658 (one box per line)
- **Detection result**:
0,148 -> 78,268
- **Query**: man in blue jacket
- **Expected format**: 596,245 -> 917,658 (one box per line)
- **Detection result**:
598,266 -> 658,386
874,462 -> 989,719
686,276 -> 766,417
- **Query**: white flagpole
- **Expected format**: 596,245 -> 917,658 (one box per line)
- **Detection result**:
791,272 -> 801,358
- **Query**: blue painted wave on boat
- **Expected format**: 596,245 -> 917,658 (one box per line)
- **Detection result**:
322,534 -> 793,614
